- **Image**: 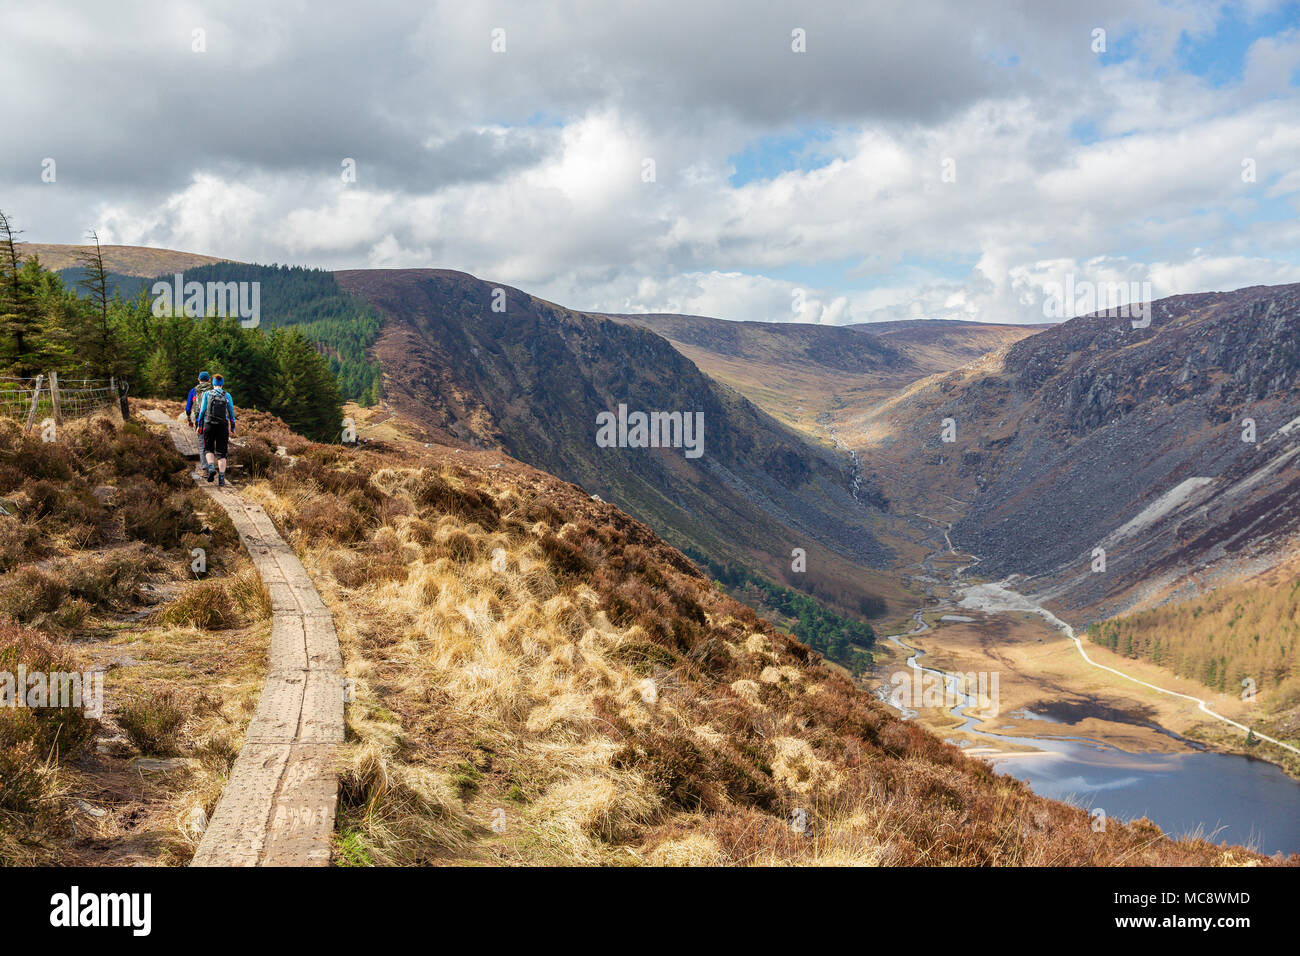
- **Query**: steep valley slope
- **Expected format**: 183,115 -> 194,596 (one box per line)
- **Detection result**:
336,268 -> 910,626
847,283 -> 1300,625
165,405 -> 1296,864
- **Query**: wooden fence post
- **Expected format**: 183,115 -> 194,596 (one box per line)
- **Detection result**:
48,371 -> 63,425
24,375 -> 44,433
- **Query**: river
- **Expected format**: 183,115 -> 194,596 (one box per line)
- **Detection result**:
876,540 -> 1300,857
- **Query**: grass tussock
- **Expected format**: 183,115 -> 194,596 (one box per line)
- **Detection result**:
153,569 -> 270,630
117,690 -> 189,756
0,409 -> 263,864
335,741 -> 477,865
0,622 -> 99,816
236,431 -> 1291,868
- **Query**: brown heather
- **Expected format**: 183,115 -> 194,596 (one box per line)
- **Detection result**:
2,406 -> 1288,866
231,420 -> 1288,866
0,412 -> 265,865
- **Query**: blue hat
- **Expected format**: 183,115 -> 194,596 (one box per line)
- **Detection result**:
213,375 -> 224,386
199,371 -> 211,381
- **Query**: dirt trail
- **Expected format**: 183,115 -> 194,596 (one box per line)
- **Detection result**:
890,519 -> 1300,760
144,410 -> 343,865
957,582 -> 1300,759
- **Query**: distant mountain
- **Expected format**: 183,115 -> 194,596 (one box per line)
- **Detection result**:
849,283 -> 1300,622
852,318 -> 1055,370
603,312 -> 1047,432
336,268 -> 908,623
17,242 -> 231,276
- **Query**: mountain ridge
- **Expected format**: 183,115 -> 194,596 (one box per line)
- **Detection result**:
16,242 -> 232,276
846,281 -> 1300,624
335,267 -> 907,634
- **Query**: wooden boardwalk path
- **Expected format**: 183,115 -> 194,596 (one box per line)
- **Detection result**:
143,410 -> 343,866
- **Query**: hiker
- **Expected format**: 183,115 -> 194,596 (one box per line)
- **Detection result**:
185,371 -> 212,429
197,374 -> 237,487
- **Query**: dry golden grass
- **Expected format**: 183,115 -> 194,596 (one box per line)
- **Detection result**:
235,429 -> 1293,868
0,412 -> 268,865
9,403 -> 1287,867
15,242 -> 229,276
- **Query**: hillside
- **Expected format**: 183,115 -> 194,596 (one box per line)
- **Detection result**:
137,263 -> 384,405
336,268 -> 909,644
16,242 -> 230,276
56,260 -> 384,407
0,412 -> 268,864
151,407 -> 1294,862
848,283 -> 1300,621
0,376 -> 1289,866
1087,553 -> 1300,749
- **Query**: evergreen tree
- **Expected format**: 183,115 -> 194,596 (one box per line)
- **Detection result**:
196,314 -> 274,409
26,261 -> 75,372
269,327 -> 343,442
140,345 -> 178,397
117,284 -> 157,378
0,211 -> 46,375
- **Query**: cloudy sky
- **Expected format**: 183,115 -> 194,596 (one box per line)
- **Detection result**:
3,0 -> 1299,323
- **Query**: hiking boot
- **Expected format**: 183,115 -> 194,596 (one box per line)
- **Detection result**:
218,474 -> 226,487
206,467 -> 215,483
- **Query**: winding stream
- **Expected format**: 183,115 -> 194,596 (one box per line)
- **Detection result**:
876,536 -> 1300,856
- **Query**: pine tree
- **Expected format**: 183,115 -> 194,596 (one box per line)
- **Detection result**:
0,211 -> 46,375
27,261 -> 75,372
141,345 -> 178,397
269,328 -> 343,442
117,285 -> 157,381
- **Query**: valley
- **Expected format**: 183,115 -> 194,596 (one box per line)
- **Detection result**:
870,527 -> 1300,853
328,269 -> 1300,806
12,0 -> 1300,894
604,311 -> 1049,435
5,239 -> 1296,866
602,287 -> 1300,845
335,268 -> 915,646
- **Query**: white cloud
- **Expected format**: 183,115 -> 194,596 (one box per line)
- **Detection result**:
6,0 -> 1300,325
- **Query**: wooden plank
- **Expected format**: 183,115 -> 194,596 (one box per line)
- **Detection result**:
142,409 -> 344,867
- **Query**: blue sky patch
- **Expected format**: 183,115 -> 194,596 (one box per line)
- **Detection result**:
728,128 -> 837,187
1175,1 -> 1300,86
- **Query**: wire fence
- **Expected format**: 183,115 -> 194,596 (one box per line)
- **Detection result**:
0,374 -> 123,430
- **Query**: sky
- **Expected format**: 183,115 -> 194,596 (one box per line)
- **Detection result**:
2,0 -> 1298,324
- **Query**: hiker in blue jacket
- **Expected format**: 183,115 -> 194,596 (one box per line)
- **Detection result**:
197,374 -> 237,487
185,371 -> 212,428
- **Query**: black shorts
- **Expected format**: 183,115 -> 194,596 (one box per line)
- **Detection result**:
203,421 -> 229,458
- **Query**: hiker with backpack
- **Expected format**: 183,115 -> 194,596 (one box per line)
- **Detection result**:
185,371 -> 212,428
196,374 -> 237,487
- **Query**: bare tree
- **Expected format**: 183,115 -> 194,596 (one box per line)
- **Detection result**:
75,229 -> 124,379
